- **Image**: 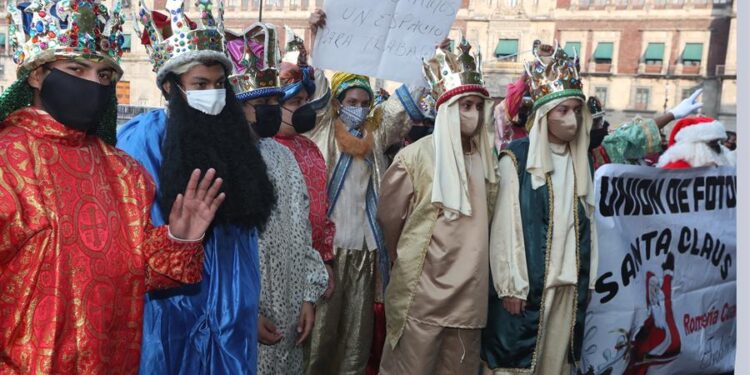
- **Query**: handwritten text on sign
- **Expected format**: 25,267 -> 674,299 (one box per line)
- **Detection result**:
312,0 -> 461,85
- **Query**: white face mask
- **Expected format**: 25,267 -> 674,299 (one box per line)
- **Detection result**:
181,88 -> 226,115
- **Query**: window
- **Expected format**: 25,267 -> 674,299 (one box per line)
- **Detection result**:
495,39 -> 519,62
593,42 -> 614,64
289,0 -> 300,6
0,33 -> 5,53
242,0 -> 250,10
580,0 -> 591,6
595,86 -> 608,107
507,0 -> 519,6
228,0 -> 238,9
643,42 -> 665,65
635,88 -> 650,111
681,88 -> 693,100
616,0 -> 629,5
682,43 -> 704,66
564,42 -> 581,58
654,0 -> 666,5
631,0 -> 644,5
594,0 -> 608,5
0,64 -> 4,77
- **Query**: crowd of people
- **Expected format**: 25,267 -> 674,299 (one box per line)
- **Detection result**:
0,0 -> 737,374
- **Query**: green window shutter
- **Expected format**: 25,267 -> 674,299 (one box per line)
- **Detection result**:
564,42 -> 581,57
494,39 -> 518,57
0,33 -> 6,46
123,34 -> 132,50
594,42 -> 614,60
682,43 -> 703,62
643,43 -> 665,61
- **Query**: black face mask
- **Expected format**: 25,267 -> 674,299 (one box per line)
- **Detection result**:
41,69 -> 114,132
251,104 -> 282,138
407,125 -> 434,143
284,102 -> 317,134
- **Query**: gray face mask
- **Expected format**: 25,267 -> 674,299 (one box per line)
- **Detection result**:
339,105 -> 369,130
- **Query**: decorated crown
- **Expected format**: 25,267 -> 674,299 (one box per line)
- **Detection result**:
225,22 -> 282,101
524,41 -> 584,111
7,0 -> 126,78
134,0 -> 232,85
422,36 -> 488,109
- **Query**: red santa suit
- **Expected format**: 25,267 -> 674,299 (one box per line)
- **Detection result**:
657,117 -> 735,169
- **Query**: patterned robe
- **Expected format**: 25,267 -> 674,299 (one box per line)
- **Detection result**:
256,138 -> 328,374
273,134 -> 335,263
0,108 -> 204,374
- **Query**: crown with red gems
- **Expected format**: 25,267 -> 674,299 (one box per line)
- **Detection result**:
524,41 -> 584,111
225,22 -> 283,101
134,0 -> 232,85
7,0 -> 126,78
422,36 -> 488,109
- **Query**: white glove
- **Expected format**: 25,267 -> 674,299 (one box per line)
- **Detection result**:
669,88 -> 704,119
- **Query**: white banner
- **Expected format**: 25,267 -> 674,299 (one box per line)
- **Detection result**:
312,0 -> 461,85
581,165 -> 736,375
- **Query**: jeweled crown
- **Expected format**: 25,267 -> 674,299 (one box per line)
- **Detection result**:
524,42 -> 584,111
7,0 -> 126,77
422,37 -> 484,103
134,0 -> 226,76
225,22 -> 281,100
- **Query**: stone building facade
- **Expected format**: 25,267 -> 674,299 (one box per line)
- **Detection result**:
0,0 -> 736,130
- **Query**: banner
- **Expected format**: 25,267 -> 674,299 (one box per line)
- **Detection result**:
581,165 -> 736,375
312,0 -> 461,85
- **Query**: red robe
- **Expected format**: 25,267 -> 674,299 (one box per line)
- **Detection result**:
274,134 -> 335,262
0,108 -> 204,374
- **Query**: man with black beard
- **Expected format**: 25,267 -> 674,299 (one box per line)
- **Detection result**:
116,1 -> 275,373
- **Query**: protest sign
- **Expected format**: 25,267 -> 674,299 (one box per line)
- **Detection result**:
581,165 -> 736,375
312,0 -> 461,85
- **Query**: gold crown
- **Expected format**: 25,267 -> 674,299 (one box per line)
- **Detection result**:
422,37 -> 487,108
524,41 -> 584,111
134,0 -> 231,84
225,22 -> 282,100
7,0 -> 126,77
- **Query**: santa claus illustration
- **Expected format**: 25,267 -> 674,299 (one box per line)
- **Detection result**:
621,252 -> 682,375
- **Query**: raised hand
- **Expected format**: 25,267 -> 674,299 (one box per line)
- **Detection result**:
309,9 -> 326,34
669,88 -> 704,119
168,169 -> 225,241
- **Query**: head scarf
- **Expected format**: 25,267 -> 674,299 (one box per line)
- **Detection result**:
526,96 -> 595,212
280,62 -> 316,102
431,91 -> 497,221
330,72 -> 374,105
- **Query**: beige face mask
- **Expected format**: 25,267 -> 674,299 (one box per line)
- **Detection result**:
547,110 -> 580,143
459,110 -> 481,137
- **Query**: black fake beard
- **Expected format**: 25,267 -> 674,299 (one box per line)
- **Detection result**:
158,76 -> 276,231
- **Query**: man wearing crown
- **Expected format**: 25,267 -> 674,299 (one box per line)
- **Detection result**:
115,0 -> 276,373
0,0 -> 227,373
481,45 -> 597,375
374,38 -> 498,375
224,22 -> 328,374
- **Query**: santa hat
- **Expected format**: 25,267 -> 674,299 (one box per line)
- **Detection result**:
668,116 -> 727,147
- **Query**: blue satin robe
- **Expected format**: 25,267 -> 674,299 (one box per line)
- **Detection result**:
116,109 -> 260,375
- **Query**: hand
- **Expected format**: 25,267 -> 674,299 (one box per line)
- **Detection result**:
322,264 -> 335,300
502,297 -> 527,316
168,168 -> 225,241
309,9 -> 326,34
436,38 -> 451,50
296,302 -> 316,346
258,315 -> 283,346
669,88 -> 704,119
